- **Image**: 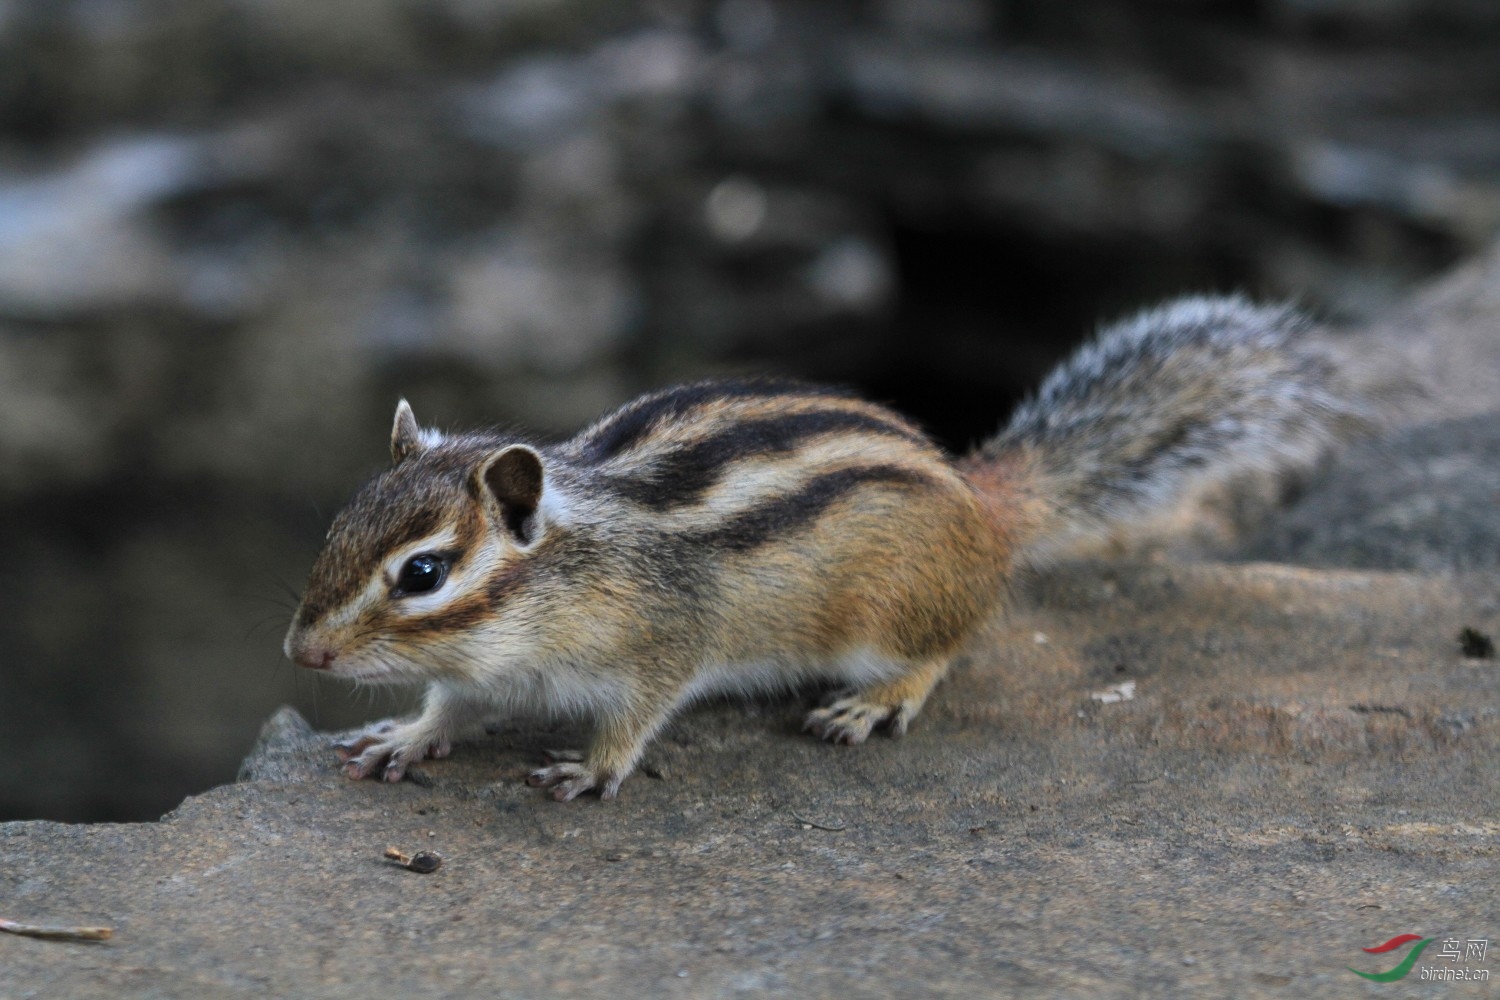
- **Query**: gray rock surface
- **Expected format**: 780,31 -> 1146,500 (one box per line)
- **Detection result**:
3,560 -> 1495,998
1241,413 -> 1500,573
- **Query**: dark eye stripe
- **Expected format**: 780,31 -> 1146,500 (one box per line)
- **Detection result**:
380,557 -> 536,637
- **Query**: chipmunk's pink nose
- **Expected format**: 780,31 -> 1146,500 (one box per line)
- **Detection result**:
285,633 -> 338,671
299,648 -> 336,671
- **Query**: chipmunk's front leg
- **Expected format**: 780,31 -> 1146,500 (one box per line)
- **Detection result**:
527,692 -> 675,801
335,682 -> 490,782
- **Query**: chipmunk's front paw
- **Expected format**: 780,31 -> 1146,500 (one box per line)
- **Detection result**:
803,693 -> 917,745
526,751 -> 625,802
332,720 -> 452,782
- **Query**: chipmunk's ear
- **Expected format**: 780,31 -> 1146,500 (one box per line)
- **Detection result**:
476,445 -> 545,545
390,399 -> 427,464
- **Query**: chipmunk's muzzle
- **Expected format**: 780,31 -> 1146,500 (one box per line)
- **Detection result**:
284,628 -> 338,671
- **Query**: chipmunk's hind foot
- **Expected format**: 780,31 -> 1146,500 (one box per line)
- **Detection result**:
802,656 -> 950,745
803,694 -> 916,744
526,756 -> 625,801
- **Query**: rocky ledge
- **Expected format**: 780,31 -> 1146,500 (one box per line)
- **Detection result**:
3,246 -> 1499,998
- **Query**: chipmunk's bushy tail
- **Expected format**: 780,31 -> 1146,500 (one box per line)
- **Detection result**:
965,295 -> 1377,554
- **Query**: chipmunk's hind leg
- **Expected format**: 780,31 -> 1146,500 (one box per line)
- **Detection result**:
803,657 -> 951,745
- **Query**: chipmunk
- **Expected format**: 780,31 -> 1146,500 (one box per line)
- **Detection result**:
284,296 -> 1371,800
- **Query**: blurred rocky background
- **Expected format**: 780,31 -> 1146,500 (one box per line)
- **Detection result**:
1,0 -> 1497,822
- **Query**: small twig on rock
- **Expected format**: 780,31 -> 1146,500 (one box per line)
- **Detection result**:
1349,703 -> 1412,718
0,917 -> 113,942
790,811 -> 846,832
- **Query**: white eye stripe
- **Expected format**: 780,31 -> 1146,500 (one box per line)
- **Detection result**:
314,529 -> 480,632
390,538 -> 504,615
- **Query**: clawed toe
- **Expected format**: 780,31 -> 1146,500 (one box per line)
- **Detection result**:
331,735 -> 377,762
527,760 -> 622,801
803,696 -> 914,745
331,721 -> 448,781
339,752 -> 385,780
527,762 -> 593,801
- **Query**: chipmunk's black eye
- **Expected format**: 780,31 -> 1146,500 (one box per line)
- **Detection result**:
395,553 -> 446,596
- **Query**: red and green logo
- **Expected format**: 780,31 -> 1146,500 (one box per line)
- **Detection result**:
1348,934 -> 1435,982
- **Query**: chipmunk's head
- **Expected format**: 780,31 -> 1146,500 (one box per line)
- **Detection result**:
283,400 -> 567,683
